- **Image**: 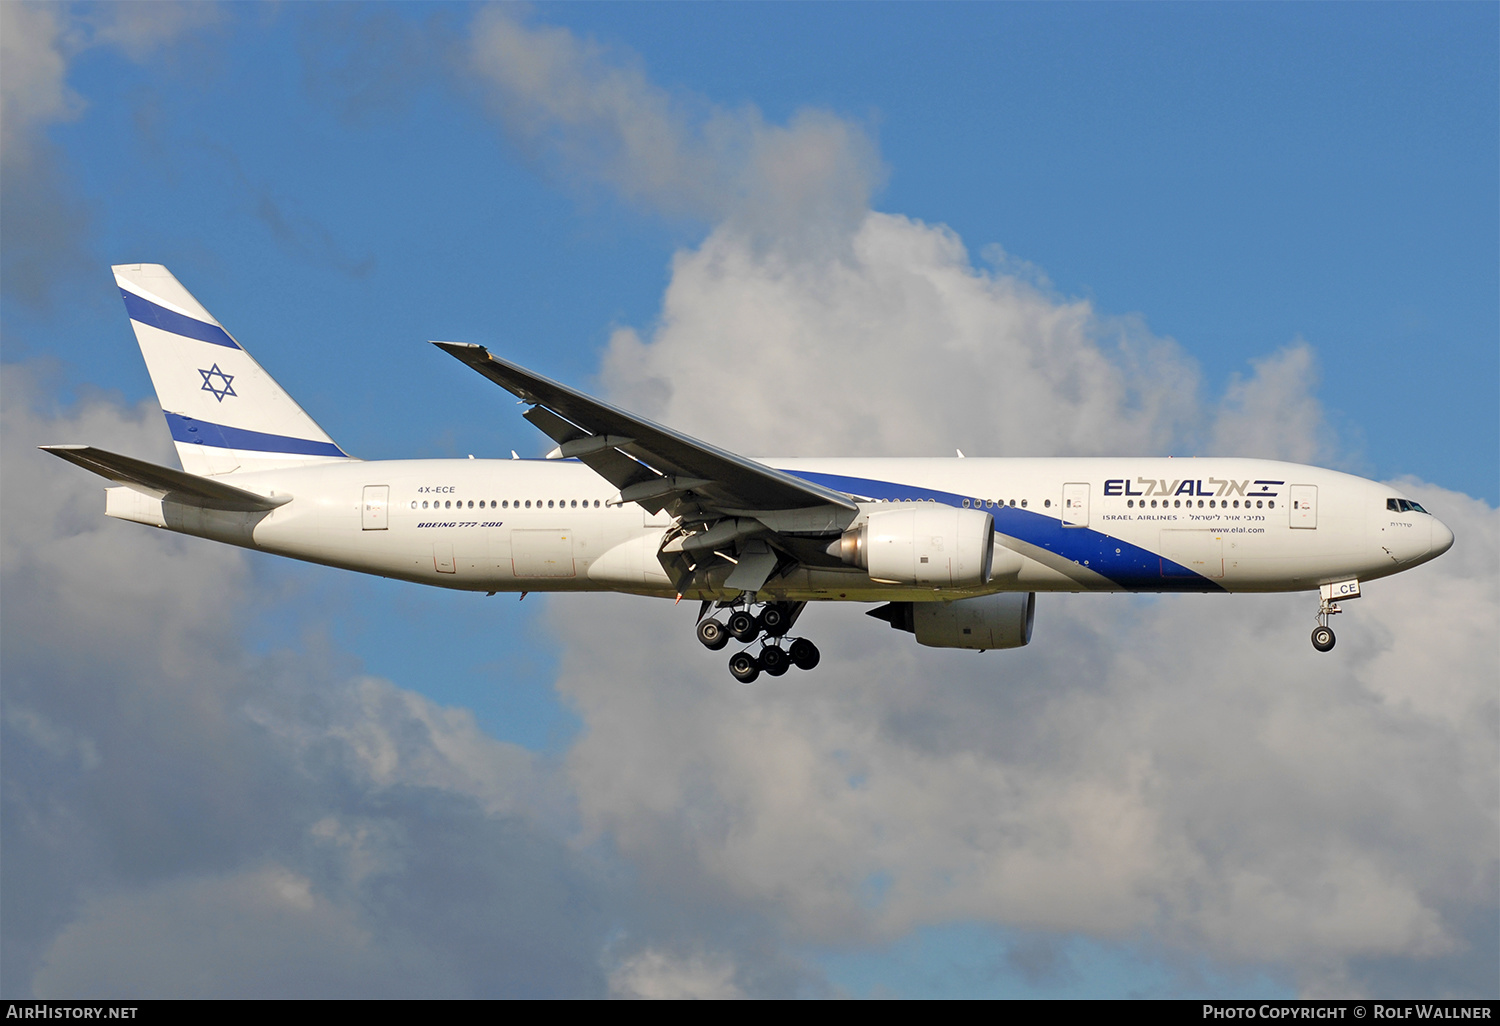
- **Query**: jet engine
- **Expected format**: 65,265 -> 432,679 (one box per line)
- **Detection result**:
868,592 -> 1036,650
835,506 -> 995,588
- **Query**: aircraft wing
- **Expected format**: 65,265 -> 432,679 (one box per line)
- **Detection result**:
432,342 -> 858,519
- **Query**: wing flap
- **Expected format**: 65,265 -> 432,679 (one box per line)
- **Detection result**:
723,541 -> 780,593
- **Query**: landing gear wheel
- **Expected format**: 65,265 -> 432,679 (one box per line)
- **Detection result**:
729,651 -> 761,684
759,604 -> 789,637
728,610 -> 761,643
789,638 -> 820,671
760,646 -> 790,676
1311,626 -> 1336,652
697,618 -> 729,651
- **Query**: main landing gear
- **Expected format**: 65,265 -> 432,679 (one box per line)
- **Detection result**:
697,600 -> 819,683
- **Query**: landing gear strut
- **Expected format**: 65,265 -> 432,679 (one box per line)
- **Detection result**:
1312,594 -> 1341,653
696,600 -> 819,682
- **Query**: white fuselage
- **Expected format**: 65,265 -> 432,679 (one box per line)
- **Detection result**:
107,456 -> 1453,604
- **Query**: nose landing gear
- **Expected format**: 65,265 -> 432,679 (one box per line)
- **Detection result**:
697,600 -> 819,682
1312,592 -> 1342,652
1310,579 -> 1360,653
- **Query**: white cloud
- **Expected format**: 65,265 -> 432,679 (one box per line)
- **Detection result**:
1210,343 -> 1332,463
70,2 -> 221,63
468,8 -> 881,247
0,3 -> 79,167
0,1 -> 220,169
32,867 -> 388,999
608,948 -> 745,1000
604,212 -> 1201,459
0,2 -> 221,307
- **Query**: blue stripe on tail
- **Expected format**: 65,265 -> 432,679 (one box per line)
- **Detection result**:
121,289 -> 240,350
164,412 -> 348,458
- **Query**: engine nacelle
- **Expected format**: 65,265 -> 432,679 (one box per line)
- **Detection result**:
869,593 -> 1036,650
836,506 -> 995,588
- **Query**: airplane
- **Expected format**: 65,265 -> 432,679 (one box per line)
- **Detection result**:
44,265 -> 1455,683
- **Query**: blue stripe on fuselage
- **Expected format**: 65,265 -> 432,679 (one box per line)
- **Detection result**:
781,468 -> 1224,592
121,289 -> 240,350
164,411 -> 348,458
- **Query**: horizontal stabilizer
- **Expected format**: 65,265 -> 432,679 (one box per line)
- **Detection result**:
40,445 -> 290,512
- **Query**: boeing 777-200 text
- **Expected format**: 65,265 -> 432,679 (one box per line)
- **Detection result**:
45,265 -> 1455,682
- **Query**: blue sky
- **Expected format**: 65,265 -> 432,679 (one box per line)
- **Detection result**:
3,2 -> 1496,999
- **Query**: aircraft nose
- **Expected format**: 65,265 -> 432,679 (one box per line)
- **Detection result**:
1430,517 -> 1455,558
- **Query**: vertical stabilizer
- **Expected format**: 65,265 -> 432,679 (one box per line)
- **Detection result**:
113,264 -> 353,475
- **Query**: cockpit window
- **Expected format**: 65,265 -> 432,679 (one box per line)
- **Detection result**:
1387,498 -> 1428,514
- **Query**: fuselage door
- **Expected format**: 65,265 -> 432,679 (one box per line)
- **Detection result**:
362,485 -> 389,530
1062,482 -> 1089,528
1289,484 -> 1318,529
